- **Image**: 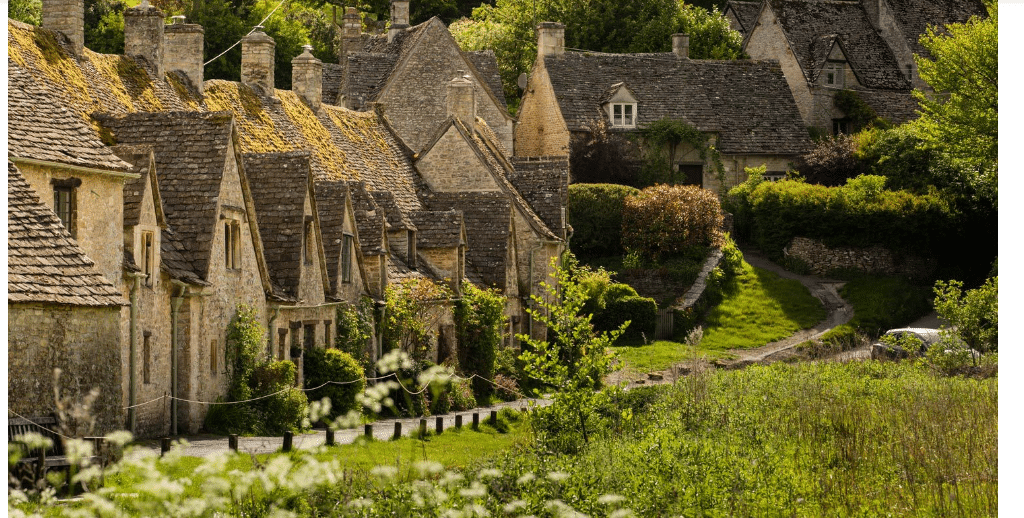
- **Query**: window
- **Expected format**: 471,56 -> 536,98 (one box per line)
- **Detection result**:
224,220 -> 241,269
610,103 -> 636,128
407,232 -> 416,268
324,319 -> 332,348
303,323 -> 316,350
905,64 -> 914,81
303,217 -> 315,265
823,62 -> 844,87
143,331 -> 152,384
141,231 -> 155,286
50,178 -> 81,236
341,234 -> 353,284
210,339 -> 218,375
278,328 -> 288,360
833,118 -> 850,135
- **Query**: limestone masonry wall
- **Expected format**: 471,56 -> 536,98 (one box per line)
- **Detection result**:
786,237 -> 936,278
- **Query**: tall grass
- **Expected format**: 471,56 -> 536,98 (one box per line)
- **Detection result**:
839,273 -> 933,337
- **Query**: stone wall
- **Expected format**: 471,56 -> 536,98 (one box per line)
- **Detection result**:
514,64 -> 571,157
744,6 -> 815,128
786,237 -> 936,278
9,304 -> 124,434
417,127 -> 501,191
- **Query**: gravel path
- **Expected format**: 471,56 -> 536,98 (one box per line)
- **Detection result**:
125,398 -> 550,460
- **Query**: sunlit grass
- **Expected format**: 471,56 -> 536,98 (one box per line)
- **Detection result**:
611,341 -> 728,373
700,262 -> 825,350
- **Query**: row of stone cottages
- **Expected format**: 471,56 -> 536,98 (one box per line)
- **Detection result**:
8,0 -> 829,438
8,1 -> 569,437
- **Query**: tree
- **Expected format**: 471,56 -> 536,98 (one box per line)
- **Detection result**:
9,0 -> 42,25
933,277 -> 998,353
795,134 -> 865,187
911,2 -> 997,205
518,258 -> 623,450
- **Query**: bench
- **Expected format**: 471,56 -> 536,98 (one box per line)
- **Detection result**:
8,415 -> 106,495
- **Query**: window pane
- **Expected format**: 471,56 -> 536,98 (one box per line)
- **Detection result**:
625,105 -> 634,125
342,235 -> 353,283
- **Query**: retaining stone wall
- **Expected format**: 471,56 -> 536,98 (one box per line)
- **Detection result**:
786,236 -> 936,278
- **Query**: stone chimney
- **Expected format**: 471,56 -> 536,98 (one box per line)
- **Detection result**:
163,16 -> 205,94
341,7 -> 362,59
388,0 -> 410,43
447,71 -> 475,123
124,0 -> 165,75
42,0 -> 84,56
241,27 -> 276,96
672,33 -> 690,59
292,45 -> 323,111
537,22 -> 565,58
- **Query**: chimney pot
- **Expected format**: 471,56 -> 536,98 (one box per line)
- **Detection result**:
292,45 -> 323,110
242,27 -> 277,96
124,1 -> 166,75
537,22 -> 565,58
42,0 -> 85,56
388,0 -> 410,43
164,17 -> 205,95
672,33 -> 690,59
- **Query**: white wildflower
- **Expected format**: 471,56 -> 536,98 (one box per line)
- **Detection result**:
347,497 -> 373,509
440,471 -> 465,487
103,430 -> 134,447
516,473 -> 536,485
458,481 -> 488,499
610,509 -> 636,518
415,460 -> 444,477
370,465 -> 398,480
546,471 -> 570,483
503,500 -> 528,513
477,468 -> 502,480
597,494 -> 626,506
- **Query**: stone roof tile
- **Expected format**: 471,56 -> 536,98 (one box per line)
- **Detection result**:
884,0 -> 986,58
425,192 -> 511,290
313,180 -> 351,292
726,1 -> 763,33
542,52 -> 812,154
466,50 -> 507,109
8,161 -> 126,306
409,210 -> 463,248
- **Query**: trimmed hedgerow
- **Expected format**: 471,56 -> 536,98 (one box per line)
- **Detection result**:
622,184 -> 724,262
726,175 -> 955,263
304,348 -> 365,419
567,183 -> 640,259
594,295 -> 658,341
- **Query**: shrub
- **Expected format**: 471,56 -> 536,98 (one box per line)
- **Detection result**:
335,300 -> 374,371
594,295 -> 657,340
448,378 -> 477,411
304,348 -> 365,419
492,374 -> 520,402
569,121 -> 640,185
933,276 -> 997,353
622,184 -> 724,262
794,134 -> 865,186
455,284 -> 507,402
840,274 -> 933,337
567,183 -> 640,259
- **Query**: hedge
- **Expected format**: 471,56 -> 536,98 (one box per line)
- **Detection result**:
304,348 -> 365,419
594,295 -> 658,340
567,183 -> 640,259
621,184 -> 723,261
725,175 -> 955,262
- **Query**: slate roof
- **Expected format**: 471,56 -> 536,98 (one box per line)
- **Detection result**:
370,190 -> 416,231
8,161 -> 126,307
509,157 -> 568,235
766,0 -> 909,89
857,88 -> 920,125
97,111 -> 235,283
425,192 -> 512,290
387,253 -> 437,283
542,52 -> 812,155
112,144 -> 166,228
8,67 -> 132,173
313,180 -> 354,294
884,0 -> 986,59
347,182 -> 388,256
322,63 -> 344,106
244,151 -> 314,301
465,50 -> 507,109
725,0 -> 763,34
409,210 -> 464,248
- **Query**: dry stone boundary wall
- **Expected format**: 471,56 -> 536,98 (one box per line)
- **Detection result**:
785,237 -> 935,278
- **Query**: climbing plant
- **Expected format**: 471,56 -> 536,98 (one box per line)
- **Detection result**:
638,118 -> 724,189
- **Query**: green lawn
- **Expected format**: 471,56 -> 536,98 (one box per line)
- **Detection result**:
700,261 -> 825,350
611,340 -> 728,374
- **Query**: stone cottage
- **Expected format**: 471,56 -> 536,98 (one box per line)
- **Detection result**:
740,0 -> 985,133
9,0 -> 567,435
515,23 -> 811,190
724,1 -> 763,37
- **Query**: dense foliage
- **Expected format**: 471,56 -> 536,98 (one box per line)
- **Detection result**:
622,184 -> 724,262
725,173 -> 956,265
383,278 -> 452,361
637,118 -> 724,188
568,120 -> 640,184
303,348 -> 366,419
334,300 -> 375,371
450,1 -> 742,109
205,305 -> 309,435
454,283 -> 508,401
793,133 -> 865,186
933,276 -> 998,353
838,273 -> 934,337
566,183 -> 639,260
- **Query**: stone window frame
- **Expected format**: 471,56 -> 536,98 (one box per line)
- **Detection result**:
141,230 -> 156,286
822,61 -> 845,88
224,219 -> 242,270
609,102 -> 637,128
407,231 -> 417,269
303,216 -> 315,266
341,233 -> 354,284
832,118 -> 850,135
51,177 -> 82,237
210,339 -> 218,376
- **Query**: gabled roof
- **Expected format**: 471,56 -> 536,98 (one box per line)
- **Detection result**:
856,89 -> 920,126
541,52 -> 812,155
112,144 -> 167,229
244,151 -> 318,301
322,63 -> 345,106
465,50 -> 507,109
313,180 -> 371,298
884,0 -> 986,59
765,0 -> 909,89
370,190 -> 416,231
409,210 -> 465,248
8,67 -> 132,173
97,111 -> 236,282
425,192 -> 513,290
8,161 -> 126,307
725,0 -> 764,34
341,17 -> 509,116
347,181 -> 388,256
509,157 -> 569,235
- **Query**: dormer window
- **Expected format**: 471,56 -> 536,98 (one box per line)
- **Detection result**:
611,103 -> 636,128
823,62 -> 844,88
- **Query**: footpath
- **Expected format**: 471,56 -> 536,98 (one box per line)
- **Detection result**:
127,397 -> 550,460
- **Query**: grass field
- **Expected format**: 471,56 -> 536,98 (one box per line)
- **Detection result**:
610,340 -> 728,373
700,261 -> 825,350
